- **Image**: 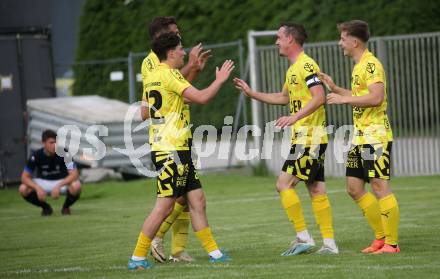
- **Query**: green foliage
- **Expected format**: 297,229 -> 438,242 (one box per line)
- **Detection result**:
74,0 -> 440,126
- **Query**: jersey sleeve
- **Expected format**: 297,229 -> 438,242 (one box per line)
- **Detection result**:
141,52 -> 160,100
283,74 -> 289,92
166,69 -> 191,96
65,161 -> 76,171
24,152 -> 37,174
364,59 -> 385,86
141,59 -> 149,100
300,59 -> 322,89
61,148 -> 77,171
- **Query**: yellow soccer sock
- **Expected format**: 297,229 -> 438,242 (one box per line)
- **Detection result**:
171,211 -> 190,255
194,227 -> 219,254
133,232 -> 152,258
156,202 -> 185,238
379,194 -> 400,245
280,189 -> 307,233
356,192 -> 385,239
312,194 -> 334,239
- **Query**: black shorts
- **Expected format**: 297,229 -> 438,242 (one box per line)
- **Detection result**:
151,150 -> 202,198
345,142 -> 392,182
282,144 -> 326,184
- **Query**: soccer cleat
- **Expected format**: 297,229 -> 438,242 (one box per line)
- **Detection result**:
372,244 -> 400,254
315,245 -> 339,255
150,237 -> 166,263
61,207 -> 71,215
128,258 -> 153,270
281,237 -> 315,256
169,251 -> 195,262
41,205 -> 53,216
209,250 -> 231,263
361,239 -> 385,254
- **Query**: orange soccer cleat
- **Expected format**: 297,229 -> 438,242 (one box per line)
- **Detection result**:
372,244 -> 400,254
361,238 -> 385,254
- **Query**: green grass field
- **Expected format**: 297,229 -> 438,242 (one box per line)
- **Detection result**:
1,173 -> 440,278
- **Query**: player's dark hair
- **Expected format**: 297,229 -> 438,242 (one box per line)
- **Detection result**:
337,20 -> 370,43
152,32 -> 182,61
42,129 -> 57,142
149,16 -> 177,39
279,22 -> 308,46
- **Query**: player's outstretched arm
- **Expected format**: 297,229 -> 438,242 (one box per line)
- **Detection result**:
233,78 -> 289,105
317,72 -> 352,96
183,60 -> 234,105
327,82 -> 384,107
275,85 -> 325,128
140,98 -> 150,121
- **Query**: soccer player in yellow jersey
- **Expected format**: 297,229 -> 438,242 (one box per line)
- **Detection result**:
140,17 -> 211,263
234,22 -> 338,255
319,20 -> 400,254
128,32 -> 234,270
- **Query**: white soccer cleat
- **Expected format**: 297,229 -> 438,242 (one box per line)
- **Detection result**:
169,250 -> 195,262
281,237 -> 315,256
150,237 -> 166,263
315,245 -> 339,255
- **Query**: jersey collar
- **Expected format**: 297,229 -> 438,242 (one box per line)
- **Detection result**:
149,51 -> 160,64
359,49 -> 372,64
293,51 -> 305,65
157,62 -> 171,69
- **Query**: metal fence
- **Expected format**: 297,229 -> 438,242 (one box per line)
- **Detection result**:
248,31 -> 440,176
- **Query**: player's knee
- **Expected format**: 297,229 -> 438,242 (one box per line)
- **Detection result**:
275,180 -> 289,193
370,181 -> 384,192
155,203 -> 174,219
164,205 -> 174,217
18,184 -> 29,196
370,181 -> 391,198
70,181 -> 82,194
346,186 -> 362,200
189,194 -> 206,213
176,196 -> 187,206
308,184 -> 325,196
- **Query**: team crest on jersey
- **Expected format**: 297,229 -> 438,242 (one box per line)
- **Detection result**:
366,62 -> 376,74
348,147 -> 358,156
177,164 -> 185,176
304,63 -> 314,73
171,69 -> 185,83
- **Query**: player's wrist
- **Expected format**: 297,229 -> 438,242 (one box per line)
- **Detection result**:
341,96 -> 349,104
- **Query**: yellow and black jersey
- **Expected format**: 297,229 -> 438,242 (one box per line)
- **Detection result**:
144,63 -> 192,151
283,52 -> 327,145
141,51 -> 192,139
351,49 -> 393,145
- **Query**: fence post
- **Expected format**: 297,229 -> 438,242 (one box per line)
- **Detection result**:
248,31 -> 262,157
376,38 -> 388,73
128,52 -> 135,103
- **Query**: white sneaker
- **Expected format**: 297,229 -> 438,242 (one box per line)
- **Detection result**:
281,237 -> 315,256
169,251 -> 195,262
150,237 -> 166,263
315,245 -> 339,255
